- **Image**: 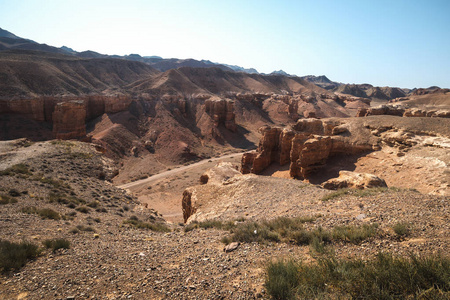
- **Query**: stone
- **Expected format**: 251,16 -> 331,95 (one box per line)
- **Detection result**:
224,242 -> 240,253
321,171 -> 387,190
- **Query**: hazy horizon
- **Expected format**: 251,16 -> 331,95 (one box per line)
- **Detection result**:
1,0 -> 449,89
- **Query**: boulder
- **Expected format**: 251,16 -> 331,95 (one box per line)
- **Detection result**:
322,171 -> 387,190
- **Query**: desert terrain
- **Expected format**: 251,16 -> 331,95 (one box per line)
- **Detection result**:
0,27 -> 449,299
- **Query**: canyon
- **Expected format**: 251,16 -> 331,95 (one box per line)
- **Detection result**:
0,27 -> 449,300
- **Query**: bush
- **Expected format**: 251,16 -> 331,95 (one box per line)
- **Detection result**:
8,189 -> 21,197
332,223 -> 379,244
43,238 -> 70,252
393,222 -> 411,237
0,164 -> 32,176
265,253 -> 450,299
0,194 -> 18,205
184,219 -> 236,232
87,201 -> 99,208
76,225 -> 95,232
75,206 -> 90,214
223,217 -> 317,245
21,206 -> 61,220
0,240 -> 40,273
36,177 -> 71,190
266,259 -> 299,300
123,217 -> 170,232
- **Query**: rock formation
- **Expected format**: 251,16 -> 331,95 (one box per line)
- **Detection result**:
357,105 -> 450,118
52,101 -> 87,139
241,119 -> 375,179
205,98 -> 237,132
322,171 -> 387,190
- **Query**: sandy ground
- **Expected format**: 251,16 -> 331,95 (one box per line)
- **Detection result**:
118,153 -> 246,223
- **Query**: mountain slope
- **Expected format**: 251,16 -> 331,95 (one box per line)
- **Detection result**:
0,50 -> 159,98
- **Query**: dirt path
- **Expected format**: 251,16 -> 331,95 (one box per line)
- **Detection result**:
117,152 -> 248,223
118,152 -> 247,190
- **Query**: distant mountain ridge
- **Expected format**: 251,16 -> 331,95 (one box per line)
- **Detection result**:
0,27 -> 444,99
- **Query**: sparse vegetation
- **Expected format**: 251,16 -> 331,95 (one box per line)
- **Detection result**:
48,192 -> 85,207
321,187 -> 389,201
75,206 -> 90,213
265,253 -> 450,299
221,217 -> 379,247
21,206 -> 61,220
0,240 -> 40,273
0,193 -> 18,205
393,222 -> 411,237
123,216 -> 170,232
0,163 -> 32,177
75,225 -> 95,232
43,238 -> 70,252
87,201 -> 99,208
35,176 -> 71,190
332,223 -> 379,244
184,219 -> 236,232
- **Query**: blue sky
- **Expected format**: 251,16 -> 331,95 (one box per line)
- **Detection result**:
0,0 -> 449,88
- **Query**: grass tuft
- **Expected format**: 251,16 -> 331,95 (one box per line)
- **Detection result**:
75,206 -> 90,214
393,222 -> 411,237
321,187 -> 389,201
42,238 -> 70,252
123,216 -> 170,232
184,219 -> 237,232
21,206 -> 61,220
332,223 -> 379,244
0,164 -> 32,177
0,240 -> 40,273
0,194 -> 18,205
265,253 -> 450,299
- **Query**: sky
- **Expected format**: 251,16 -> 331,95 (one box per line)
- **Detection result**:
0,0 -> 449,88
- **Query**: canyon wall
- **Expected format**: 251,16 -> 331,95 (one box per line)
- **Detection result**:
241,119 -> 376,179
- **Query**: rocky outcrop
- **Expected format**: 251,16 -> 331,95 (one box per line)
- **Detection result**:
182,189 -> 196,223
205,99 -> 237,132
1,96 -> 135,140
357,105 -> 450,118
52,101 -> 87,140
322,171 -> 387,190
199,162 -> 241,185
241,119 -> 375,179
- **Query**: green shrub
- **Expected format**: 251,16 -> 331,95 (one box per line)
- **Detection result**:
184,219 -> 236,232
332,223 -> 379,244
266,259 -> 299,300
123,217 -> 170,232
265,253 -> 450,299
393,222 -> 411,237
0,194 -> 18,205
0,240 -> 40,273
42,238 -> 70,252
21,206 -> 61,220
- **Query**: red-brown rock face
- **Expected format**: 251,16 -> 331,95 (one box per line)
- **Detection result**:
52,101 -> 87,140
241,118 -> 374,179
205,99 -> 237,132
